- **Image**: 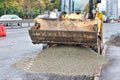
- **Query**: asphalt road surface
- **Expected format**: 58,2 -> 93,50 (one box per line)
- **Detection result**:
0,28 -> 43,80
100,22 -> 120,80
0,22 -> 120,80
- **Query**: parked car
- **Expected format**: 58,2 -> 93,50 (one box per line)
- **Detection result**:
36,14 -> 49,18
0,14 -> 22,26
117,19 -> 120,23
110,19 -> 114,23
103,15 -> 107,23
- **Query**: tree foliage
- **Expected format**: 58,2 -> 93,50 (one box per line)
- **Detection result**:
101,11 -> 108,17
0,0 -> 60,18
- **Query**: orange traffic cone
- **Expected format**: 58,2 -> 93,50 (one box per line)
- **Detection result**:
0,27 -> 2,37
0,24 -> 6,37
2,26 -> 6,37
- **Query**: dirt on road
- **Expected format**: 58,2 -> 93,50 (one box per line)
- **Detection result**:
15,45 -> 107,80
107,34 -> 120,46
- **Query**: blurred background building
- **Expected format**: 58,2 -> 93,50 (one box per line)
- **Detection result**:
106,0 -> 118,19
118,0 -> 120,18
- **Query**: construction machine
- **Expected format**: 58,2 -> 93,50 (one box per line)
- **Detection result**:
29,0 -> 103,55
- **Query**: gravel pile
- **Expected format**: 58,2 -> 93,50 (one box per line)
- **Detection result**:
108,34 -> 120,46
34,19 -> 95,31
15,46 -> 107,77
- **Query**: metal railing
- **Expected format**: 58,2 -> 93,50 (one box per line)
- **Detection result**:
0,19 -> 34,28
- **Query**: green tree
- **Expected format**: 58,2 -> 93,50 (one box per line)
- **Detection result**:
0,0 -> 60,18
101,11 -> 108,16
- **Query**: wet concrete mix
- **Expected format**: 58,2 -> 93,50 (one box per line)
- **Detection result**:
15,46 -> 107,80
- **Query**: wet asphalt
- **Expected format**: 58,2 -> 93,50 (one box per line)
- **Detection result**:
0,28 -> 43,80
0,22 -> 120,80
100,45 -> 120,80
100,22 -> 120,80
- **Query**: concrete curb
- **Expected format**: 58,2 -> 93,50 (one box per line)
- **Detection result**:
94,44 -> 108,80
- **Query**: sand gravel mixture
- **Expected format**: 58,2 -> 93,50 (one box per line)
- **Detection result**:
108,34 -> 120,46
15,46 -> 107,77
33,19 -> 96,31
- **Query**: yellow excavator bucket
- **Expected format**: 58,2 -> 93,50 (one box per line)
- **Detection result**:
29,18 -> 98,46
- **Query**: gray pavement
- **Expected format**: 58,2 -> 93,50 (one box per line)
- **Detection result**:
0,22 -> 120,80
100,45 -> 120,80
100,22 -> 120,80
0,28 -> 43,80
103,23 -> 120,43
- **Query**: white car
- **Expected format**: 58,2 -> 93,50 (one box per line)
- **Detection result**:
0,14 -> 22,26
36,14 -> 49,19
110,19 -> 114,23
36,12 -> 60,19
